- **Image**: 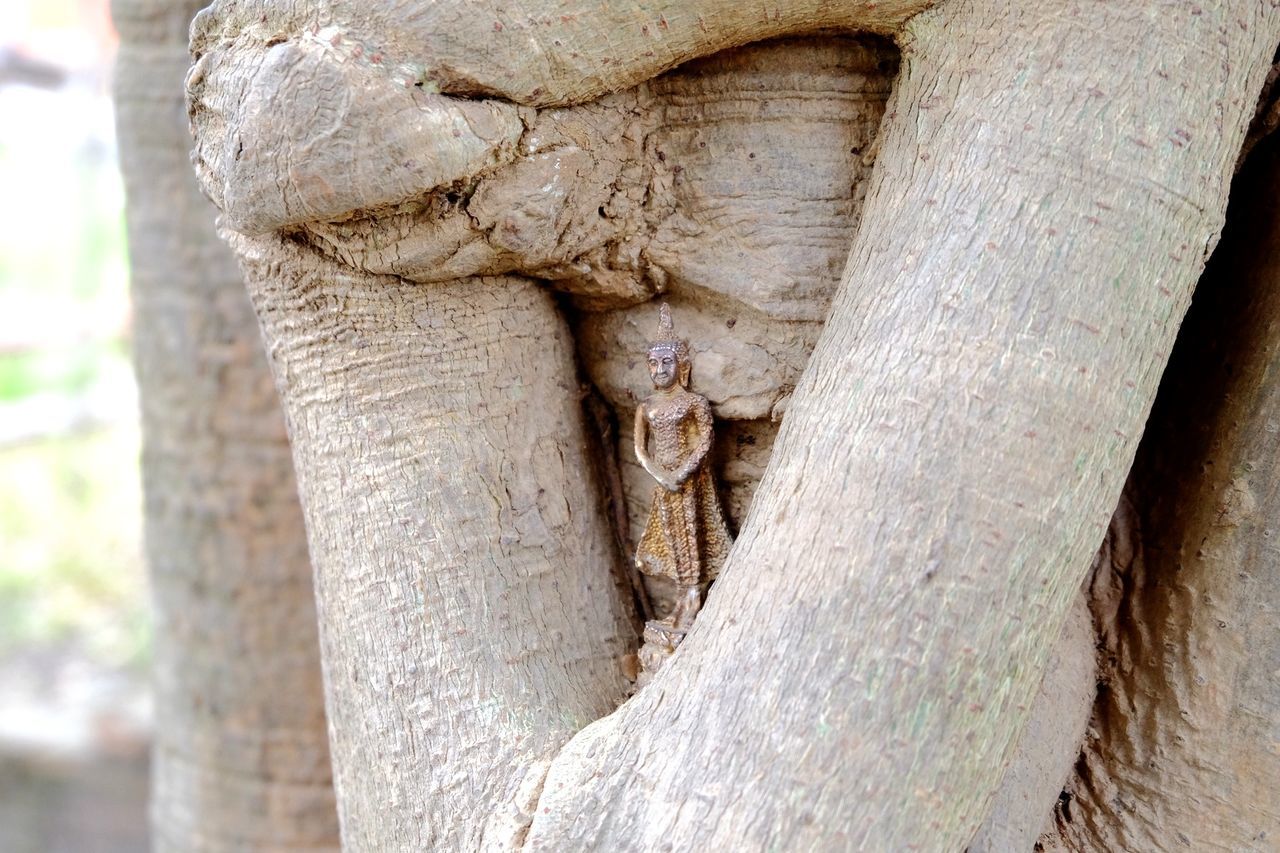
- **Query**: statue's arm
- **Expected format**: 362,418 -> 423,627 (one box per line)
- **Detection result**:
633,405 -> 650,467
635,405 -> 679,492
673,398 -> 715,485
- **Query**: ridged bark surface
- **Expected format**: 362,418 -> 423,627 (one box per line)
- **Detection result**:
231,233 -> 636,850
526,2 -> 1280,849
181,0 -> 1280,848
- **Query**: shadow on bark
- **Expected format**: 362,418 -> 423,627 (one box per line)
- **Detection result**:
1060,135 -> 1280,851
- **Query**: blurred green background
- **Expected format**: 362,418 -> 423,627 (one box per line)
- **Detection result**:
0,0 -> 145,671
1,1 -> 151,850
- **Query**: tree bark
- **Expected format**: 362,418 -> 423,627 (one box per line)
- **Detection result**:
183,0 -> 1280,848
1057,136 -> 1280,852
185,0 -> 929,235
969,591 -> 1095,851
526,2 -> 1280,849
114,1 -> 338,848
229,233 -> 637,850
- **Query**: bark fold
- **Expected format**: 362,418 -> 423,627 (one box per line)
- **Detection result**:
230,234 -> 635,850
185,0 -> 929,234
1060,135 -> 1280,853
182,0 -> 1280,847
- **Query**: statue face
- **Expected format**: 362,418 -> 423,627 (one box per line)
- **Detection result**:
648,349 -> 678,389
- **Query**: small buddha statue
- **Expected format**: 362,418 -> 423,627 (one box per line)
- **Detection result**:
633,304 -> 732,680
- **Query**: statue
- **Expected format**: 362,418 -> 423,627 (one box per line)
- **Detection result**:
633,303 -> 732,682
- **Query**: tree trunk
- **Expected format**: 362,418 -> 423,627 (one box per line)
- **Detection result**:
113,1 -> 338,848
969,591 -> 1095,851
525,3 -> 1279,849
181,0 -> 1280,848
1054,135 -> 1280,853
229,233 -> 637,850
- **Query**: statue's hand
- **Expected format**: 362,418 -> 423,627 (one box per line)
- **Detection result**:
646,463 -> 680,493
640,457 -> 680,492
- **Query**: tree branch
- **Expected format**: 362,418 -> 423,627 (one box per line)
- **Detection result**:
186,0 -> 930,233
524,2 -> 1280,849
228,233 -> 636,850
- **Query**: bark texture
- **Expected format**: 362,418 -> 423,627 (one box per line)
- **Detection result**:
188,31 -> 897,847
525,2 -> 1280,849
185,0 -> 928,234
114,0 -> 338,849
1055,137 -> 1280,852
230,233 -> 636,850
188,30 -> 898,615
969,592 -> 1094,852
184,0 -> 1280,848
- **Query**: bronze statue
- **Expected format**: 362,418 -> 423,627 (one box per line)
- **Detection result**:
633,304 -> 732,681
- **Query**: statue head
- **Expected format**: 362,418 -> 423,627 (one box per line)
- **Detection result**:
647,303 -> 691,390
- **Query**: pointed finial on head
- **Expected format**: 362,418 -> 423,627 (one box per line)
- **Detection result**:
647,301 -> 691,369
657,302 -> 675,339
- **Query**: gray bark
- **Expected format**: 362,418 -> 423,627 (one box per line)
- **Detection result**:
1056,134 -> 1280,853
527,2 -> 1280,849
229,233 -> 637,850
181,0 -> 1280,849
114,0 -> 338,848
969,592 -> 1095,852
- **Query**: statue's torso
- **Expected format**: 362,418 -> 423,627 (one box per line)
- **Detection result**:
643,391 -> 703,470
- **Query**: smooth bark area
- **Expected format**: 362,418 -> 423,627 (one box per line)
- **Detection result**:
526,2 -> 1279,849
969,592 -> 1094,852
230,233 -> 636,850
114,0 -> 339,848
1057,138 -> 1280,852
